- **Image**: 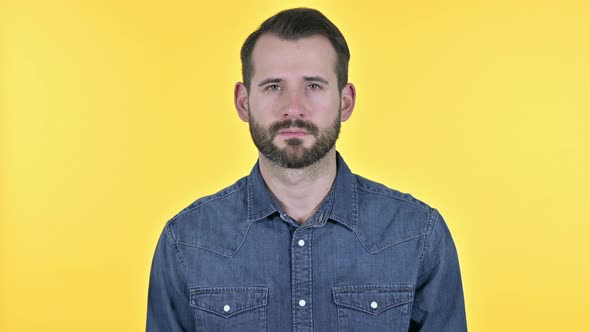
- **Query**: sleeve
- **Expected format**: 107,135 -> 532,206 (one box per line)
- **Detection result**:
146,223 -> 196,332
409,209 -> 467,331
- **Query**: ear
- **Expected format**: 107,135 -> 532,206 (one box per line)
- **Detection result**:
234,82 -> 249,122
340,83 -> 356,122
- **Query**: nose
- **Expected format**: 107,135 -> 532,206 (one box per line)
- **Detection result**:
282,90 -> 306,118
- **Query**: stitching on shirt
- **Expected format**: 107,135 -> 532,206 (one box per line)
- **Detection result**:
333,284 -> 414,291
191,286 -> 268,293
166,224 -> 190,301
355,176 -> 431,211
247,176 -> 253,221
419,208 -> 437,261
351,227 -> 425,254
172,214 -> 255,258
230,218 -> 255,258
173,241 -> 235,258
351,176 -> 359,228
352,230 -> 373,254
190,287 -> 268,316
369,233 -> 426,254
171,180 -> 248,223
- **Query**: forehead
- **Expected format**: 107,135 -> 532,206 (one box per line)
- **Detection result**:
250,33 -> 337,81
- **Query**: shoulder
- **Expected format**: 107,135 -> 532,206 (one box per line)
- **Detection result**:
163,176 -> 251,257
352,174 -> 440,253
355,174 -> 433,210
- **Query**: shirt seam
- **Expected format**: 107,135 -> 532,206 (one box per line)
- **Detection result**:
171,182 -> 248,224
419,208 -> 439,262
171,220 -> 256,258
165,224 -> 191,305
369,233 -> 428,254
356,180 -> 431,212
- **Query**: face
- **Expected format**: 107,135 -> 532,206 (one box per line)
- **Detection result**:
234,34 -> 355,169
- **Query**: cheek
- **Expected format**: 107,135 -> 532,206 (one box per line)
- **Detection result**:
307,93 -> 341,113
249,94 -> 278,113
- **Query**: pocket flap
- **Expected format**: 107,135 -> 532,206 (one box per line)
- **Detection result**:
190,287 -> 268,318
332,284 -> 413,315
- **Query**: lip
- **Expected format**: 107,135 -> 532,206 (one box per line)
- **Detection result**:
278,130 -> 309,137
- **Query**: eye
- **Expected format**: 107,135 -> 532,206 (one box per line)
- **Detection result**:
266,84 -> 281,91
307,83 -> 321,90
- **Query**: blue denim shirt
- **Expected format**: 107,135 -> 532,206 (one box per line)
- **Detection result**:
147,154 -> 467,331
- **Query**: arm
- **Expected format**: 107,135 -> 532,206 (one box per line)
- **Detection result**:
146,224 -> 195,332
410,210 -> 467,331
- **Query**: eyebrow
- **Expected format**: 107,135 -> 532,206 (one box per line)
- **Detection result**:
257,76 -> 330,87
303,76 -> 329,85
257,78 -> 283,87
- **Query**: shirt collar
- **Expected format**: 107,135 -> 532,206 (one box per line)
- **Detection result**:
327,152 -> 358,230
246,152 -> 358,230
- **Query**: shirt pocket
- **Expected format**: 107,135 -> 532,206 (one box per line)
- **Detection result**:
332,284 -> 414,332
189,286 -> 268,332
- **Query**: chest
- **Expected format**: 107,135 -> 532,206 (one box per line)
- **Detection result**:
178,221 -> 424,331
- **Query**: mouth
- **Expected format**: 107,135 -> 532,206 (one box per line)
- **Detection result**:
277,129 -> 309,137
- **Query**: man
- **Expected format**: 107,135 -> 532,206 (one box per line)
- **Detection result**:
147,7 -> 466,331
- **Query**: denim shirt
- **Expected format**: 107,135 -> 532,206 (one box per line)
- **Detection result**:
147,154 -> 467,331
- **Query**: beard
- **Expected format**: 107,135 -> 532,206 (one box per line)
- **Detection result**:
248,111 -> 341,169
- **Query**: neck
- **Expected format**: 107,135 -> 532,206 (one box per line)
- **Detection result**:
258,148 -> 338,224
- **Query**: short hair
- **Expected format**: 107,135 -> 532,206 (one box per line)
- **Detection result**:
240,8 -> 350,91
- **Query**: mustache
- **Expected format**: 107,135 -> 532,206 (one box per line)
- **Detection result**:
269,119 -> 319,137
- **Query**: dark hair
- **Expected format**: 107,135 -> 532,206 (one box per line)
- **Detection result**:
240,8 -> 350,91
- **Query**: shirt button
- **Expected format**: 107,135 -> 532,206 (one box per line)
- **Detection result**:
223,305 -> 231,312
299,299 -> 306,307
370,301 -> 378,309
298,239 -> 305,246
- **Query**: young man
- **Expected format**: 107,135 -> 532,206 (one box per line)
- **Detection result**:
147,8 -> 466,331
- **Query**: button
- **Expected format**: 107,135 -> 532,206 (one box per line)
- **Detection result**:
298,239 -> 305,247
299,299 -> 306,307
370,301 -> 378,309
223,305 -> 231,312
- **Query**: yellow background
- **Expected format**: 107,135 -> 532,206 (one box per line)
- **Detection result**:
2,0 -> 589,330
